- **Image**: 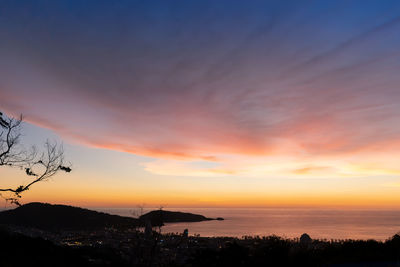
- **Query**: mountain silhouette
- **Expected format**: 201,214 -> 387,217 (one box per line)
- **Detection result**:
0,202 -> 139,230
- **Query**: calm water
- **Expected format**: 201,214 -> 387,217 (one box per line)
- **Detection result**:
96,207 -> 400,241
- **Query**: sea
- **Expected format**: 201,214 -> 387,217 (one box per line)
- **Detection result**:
95,207 -> 400,241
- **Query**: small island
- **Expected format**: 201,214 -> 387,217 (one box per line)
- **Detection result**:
139,209 -> 224,226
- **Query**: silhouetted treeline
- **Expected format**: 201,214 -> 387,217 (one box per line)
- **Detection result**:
0,227 -> 129,267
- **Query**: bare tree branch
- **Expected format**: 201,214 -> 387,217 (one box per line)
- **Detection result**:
0,112 -> 71,206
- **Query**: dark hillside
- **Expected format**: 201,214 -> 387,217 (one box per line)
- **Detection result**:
0,202 -> 139,230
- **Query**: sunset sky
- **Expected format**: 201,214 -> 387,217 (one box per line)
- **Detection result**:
1,0 -> 400,208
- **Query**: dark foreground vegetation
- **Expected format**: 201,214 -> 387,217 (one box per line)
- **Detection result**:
0,227 -> 128,267
2,225 -> 400,267
1,203 -> 400,266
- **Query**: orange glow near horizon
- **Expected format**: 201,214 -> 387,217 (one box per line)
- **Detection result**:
2,140 -> 400,210
17,185 -> 400,210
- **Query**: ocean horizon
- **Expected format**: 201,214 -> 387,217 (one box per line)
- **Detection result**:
94,207 -> 400,241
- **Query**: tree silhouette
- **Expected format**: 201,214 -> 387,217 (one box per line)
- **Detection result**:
0,112 -> 71,205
